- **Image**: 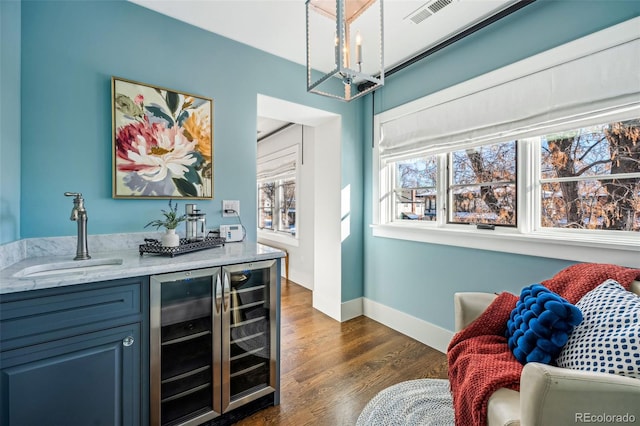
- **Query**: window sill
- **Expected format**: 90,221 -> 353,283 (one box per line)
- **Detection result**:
257,230 -> 299,247
370,222 -> 640,268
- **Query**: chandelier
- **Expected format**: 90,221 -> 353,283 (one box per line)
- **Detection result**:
306,0 -> 384,101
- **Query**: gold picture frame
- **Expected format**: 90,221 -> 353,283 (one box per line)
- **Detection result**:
112,77 -> 213,199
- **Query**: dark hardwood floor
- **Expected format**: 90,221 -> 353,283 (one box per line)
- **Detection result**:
235,280 -> 449,426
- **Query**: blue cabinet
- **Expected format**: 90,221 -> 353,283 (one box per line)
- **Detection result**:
1,324 -> 140,425
0,277 -> 147,426
0,256 -> 281,426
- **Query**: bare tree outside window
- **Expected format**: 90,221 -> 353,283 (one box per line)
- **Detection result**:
259,179 -> 296,236
541,119 -> 640,231
395,157 -> 437,220
279,180 -> 296,235
258,182 -> 275,229
450,141 -> 517,226
388,120 -> 638,233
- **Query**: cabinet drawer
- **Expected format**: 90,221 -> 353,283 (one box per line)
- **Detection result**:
0,278 -> 143,350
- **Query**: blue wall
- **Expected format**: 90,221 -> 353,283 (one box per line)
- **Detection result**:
10,0 -> 364,301
363,0 -> 640,330
0,0 -> 21,244
7,0 -> 638,318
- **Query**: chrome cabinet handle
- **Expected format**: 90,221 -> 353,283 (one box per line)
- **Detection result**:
215,272 -> 222,314
122,336 -> 135,347
223,271 -> 231,312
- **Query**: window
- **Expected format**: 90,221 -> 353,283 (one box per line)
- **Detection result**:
372,17 -> 640,266
257,140 -> 299,240
258,182 -> 275,230
539,121 -> 640,232
393,141 -> 519,226
394,156 -> 437,221
384,121 -> 639,231
449,141 -> 517,226
278,179 -> 296,234
258,178 -> 296,236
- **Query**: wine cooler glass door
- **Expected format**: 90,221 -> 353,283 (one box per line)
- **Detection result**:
150,267 -> 222,426
222,260 -> 277,413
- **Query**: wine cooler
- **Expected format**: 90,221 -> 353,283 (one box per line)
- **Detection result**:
150,260 -> 278,426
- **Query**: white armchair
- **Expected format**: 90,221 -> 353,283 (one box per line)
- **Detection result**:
453,281 -> 640,426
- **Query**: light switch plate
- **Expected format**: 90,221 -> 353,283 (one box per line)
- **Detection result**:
222,200 -> 240,217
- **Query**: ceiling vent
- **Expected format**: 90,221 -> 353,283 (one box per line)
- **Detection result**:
428,0 -> 453,14
408,8 -> 432,24
406,0 -> 454,24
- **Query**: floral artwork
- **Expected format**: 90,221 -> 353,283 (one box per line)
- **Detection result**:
112,77 -> 213,199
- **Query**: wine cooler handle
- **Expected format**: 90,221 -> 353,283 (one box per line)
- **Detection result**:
223,271 -> 231,312
215,272 -> 223,314
122,336 -> 135,347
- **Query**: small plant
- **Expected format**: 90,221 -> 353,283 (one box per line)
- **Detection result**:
145,200 -> 186,230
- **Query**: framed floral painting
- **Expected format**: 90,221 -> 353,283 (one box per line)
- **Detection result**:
112,77 -> 213,199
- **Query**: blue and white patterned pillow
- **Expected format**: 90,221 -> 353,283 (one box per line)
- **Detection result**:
555,279 -> 640,378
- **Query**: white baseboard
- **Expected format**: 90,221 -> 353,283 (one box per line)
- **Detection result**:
287,268 -> 313,290
312,291 -> 341,321
341,297 -> 363,321
362,298 -> 454,354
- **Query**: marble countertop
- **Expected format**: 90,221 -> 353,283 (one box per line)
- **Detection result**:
0,241 -> 284,295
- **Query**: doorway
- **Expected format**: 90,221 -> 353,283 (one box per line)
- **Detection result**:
256,94 -> 342,321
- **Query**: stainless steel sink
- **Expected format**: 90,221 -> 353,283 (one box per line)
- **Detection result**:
13,258 -> 123,279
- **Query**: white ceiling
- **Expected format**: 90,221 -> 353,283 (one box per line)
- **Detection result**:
130,0 -> 517,134
131,0 -> 516,71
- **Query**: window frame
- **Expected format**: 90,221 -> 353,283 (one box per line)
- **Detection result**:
257,181 -> 276,231
375,129 -> 639,267
258,176 -> 298,244
446,141 -> 518,227
392,155 -> 439,222
372,20 -> 640,268
257,142 -> 300,247
276,178 -> 296,235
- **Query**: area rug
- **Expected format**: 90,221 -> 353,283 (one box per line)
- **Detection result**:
356,379 -> 455,426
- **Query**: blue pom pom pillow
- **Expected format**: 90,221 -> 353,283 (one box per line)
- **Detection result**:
506,284 -> 583,365
556,279 -> 640,378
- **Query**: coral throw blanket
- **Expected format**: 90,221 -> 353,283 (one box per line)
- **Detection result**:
447,263 -> 640,426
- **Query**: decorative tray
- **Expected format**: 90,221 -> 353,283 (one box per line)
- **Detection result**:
139,236 -> 226,257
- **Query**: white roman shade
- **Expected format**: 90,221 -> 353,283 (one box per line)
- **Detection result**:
379,17 -> 640,163
257,145 -> 298,182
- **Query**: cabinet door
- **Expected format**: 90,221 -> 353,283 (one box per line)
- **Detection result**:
1,324 -> 141,426
222,260 -> 278,413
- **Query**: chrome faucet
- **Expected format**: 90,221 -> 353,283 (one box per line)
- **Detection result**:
64,192 -> 91,260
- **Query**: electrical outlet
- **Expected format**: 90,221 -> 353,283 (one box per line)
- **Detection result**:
222,200 -> 240,218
